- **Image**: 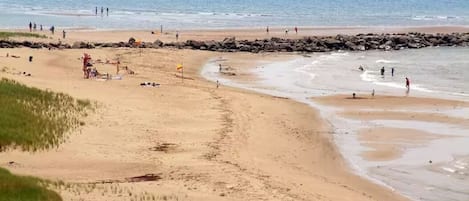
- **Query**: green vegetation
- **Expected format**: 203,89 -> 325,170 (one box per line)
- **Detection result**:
0,168 -> 62,201
0,32 -> 47,39
0,78 -> 93,201
0,78 -> 91,151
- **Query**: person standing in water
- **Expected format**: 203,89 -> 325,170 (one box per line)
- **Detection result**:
101,7 -> 104,15
95,7 -> 98,15
391,67 -> 395,77
106,7 -> 109,16
29,22 -> 32,32
405,77 -> 410,89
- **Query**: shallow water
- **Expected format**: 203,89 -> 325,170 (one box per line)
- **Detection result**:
201,47 -> 469,201
2,0 -> 469,29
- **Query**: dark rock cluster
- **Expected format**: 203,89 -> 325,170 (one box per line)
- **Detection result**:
2,32 -> 469,53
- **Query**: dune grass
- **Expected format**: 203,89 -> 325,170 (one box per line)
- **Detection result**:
0,168 -> 62,201
0,78 -> 91,152
0,32 -> 47,39
0,78 -> 93,200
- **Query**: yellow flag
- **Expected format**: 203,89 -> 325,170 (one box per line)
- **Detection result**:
176,64 -> 183,71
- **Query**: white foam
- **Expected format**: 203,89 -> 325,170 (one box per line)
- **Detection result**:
376,59 -> 399,64
442,167 -> 456,173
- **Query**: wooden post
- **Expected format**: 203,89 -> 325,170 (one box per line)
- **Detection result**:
181,65 -> 184,83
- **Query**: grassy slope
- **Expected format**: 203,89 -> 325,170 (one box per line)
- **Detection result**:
0,78 -> 91,201
0,168 -> 62,201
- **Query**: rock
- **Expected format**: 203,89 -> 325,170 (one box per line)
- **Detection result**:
128,37 -> 136,45
153,39 -> 164,47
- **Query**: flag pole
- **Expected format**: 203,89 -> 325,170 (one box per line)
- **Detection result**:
181,63 -> 184,83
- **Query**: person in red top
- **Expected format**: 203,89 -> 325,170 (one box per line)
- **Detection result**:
83,53 -> 91,78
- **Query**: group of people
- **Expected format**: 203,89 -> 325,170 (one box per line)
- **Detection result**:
265,26 -> 299,35
28,22 -> 66,38
95,6 -> 109,16
360,65 -> 410,91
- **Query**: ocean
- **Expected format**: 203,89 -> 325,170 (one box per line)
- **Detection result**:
1,0 -> 469,30
202,47 -> 469,201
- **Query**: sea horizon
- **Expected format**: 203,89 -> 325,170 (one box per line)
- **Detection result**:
1,0 -> 469,30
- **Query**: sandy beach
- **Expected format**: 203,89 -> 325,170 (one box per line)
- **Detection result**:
0,27 -> 422,200
1,24 -> 469,200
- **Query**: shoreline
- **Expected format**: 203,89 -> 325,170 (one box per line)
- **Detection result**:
200,52 -> 469,200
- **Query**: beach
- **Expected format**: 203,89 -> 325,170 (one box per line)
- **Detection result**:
0,27 -> 429,200
201,43 -> 469,200
1,6 -> 469,198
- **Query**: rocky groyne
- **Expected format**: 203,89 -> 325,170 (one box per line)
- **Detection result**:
2,32 -> 469,53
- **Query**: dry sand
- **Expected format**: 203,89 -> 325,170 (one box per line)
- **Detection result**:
0,32 -> 410,200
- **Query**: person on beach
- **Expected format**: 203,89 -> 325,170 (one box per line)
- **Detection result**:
405,77 -> 410,89
50,26 -> 55,35
95,7 -> 98,15
101,7 -> 104,15
391,67 -> 395,76
266,26 -> 269,34
29,22 -> 32,32
176,31 -> 179,41
294,26 -> 298,34
380,66 -> 385,76
40,24 -> 43,31
62,30 -> 66,39
33,23 -> 36,31
358,65 -> 364,71
216,80 -> 220,88
116,60 -> 121,74
106,7 -> 109,16
285,29 -> 289,36
219,64 -> 222,72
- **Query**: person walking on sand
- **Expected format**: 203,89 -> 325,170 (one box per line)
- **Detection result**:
62,30 -> 66,39
380,66 -> 385,76
50,26 -> 55,35
29,22 -> 32,32
294,26 -> 298,34
266,26 -> 269,34
176,31 -> 179,41
391,67 -> 395,77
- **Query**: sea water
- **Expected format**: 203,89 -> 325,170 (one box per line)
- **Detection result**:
201,47 -> 469,201
1,0 -> 469,29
